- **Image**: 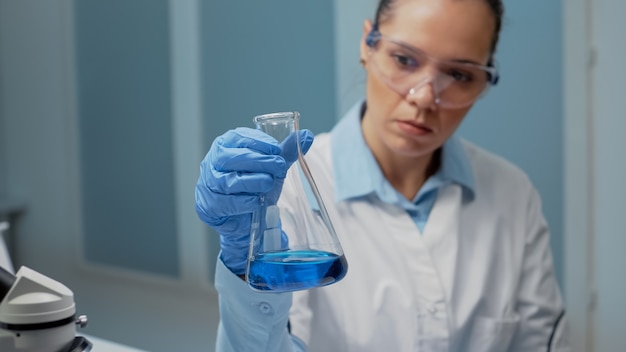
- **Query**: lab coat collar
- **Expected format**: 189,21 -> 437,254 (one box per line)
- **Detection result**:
330,100 -> 475,203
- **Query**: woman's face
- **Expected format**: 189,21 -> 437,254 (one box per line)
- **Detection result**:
360,0 -> 495,161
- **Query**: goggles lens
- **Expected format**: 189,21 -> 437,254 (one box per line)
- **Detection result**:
367,32 -> 498,108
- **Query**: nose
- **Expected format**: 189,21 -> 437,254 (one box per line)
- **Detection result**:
406,80 -> 440,110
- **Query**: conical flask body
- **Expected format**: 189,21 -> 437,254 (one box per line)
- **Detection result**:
246,112 -> 347,292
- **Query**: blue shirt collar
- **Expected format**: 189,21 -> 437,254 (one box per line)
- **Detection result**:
330,101 -> 475,203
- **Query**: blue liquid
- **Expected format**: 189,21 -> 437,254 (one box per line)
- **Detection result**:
248,250 -> 348,292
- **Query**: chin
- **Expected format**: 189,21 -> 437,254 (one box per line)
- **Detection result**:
389,140 -> 434,159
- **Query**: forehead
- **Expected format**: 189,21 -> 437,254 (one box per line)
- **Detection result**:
379,0 -> 495,63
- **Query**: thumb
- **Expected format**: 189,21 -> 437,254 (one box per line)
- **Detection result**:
280,129 -> 315,165
298,129 -> 314,154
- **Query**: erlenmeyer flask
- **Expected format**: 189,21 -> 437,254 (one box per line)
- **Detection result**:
245,111 -> 348,292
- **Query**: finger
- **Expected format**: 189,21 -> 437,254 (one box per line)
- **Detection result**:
217,214 -> 253,240
212,169 -> 279,194
298,129 -> 315,154
209,146 -> 287,177
200,160 -> 277,194
195,188 -> 261,219
280,129 -> 315,164
218,128 -> 282,155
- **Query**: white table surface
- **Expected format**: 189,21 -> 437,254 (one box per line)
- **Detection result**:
81,334 -> 148,352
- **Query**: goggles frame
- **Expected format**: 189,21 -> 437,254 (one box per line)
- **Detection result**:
365,25 -> 500,108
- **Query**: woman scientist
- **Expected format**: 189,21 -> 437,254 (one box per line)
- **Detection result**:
195,0 -> 570,350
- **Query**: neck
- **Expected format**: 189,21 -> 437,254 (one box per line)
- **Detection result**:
362,126 -> 440,199
378,148 -> 440,200
359,102 -> 441,200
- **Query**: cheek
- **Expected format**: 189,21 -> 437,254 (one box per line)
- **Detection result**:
366,74 -> 386,106
439,109 -> 470,135
365,74 -> 401,119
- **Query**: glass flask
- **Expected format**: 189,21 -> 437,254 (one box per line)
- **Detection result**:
245,111 -> 348,292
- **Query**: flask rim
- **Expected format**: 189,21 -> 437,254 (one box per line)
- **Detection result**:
253,111 -> 299,126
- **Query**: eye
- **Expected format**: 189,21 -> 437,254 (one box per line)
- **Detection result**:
447,69 -> 474,82
391,54 -> 418,69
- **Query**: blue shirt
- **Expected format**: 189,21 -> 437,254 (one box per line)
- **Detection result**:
331,101 -> 475,232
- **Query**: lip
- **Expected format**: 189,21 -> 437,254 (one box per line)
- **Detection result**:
396,120 -> 434,136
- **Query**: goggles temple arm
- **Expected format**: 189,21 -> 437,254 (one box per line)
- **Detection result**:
365,23 -> 381,47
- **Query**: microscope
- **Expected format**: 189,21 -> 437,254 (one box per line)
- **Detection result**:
0,265 -> 92,351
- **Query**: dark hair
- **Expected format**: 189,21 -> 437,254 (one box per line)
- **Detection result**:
374,0 -> 505,56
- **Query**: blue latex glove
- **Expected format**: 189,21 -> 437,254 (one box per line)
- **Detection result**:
195,127 -> 314,274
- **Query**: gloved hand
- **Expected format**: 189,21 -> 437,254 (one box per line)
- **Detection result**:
195,127 -> 314,275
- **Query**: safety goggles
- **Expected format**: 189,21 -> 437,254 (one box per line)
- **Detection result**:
365,27 -> 499,109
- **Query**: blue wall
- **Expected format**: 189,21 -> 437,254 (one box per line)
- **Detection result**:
75,0 -> 179,277
200,1 -> 337,139
457,0 -> 564,285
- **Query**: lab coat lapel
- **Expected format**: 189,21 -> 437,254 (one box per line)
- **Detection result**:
421,185 -> 462,302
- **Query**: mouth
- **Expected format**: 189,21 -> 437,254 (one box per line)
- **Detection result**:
396,120 -> 434,136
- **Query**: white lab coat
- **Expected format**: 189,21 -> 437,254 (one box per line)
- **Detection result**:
278,133 -> 569,351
